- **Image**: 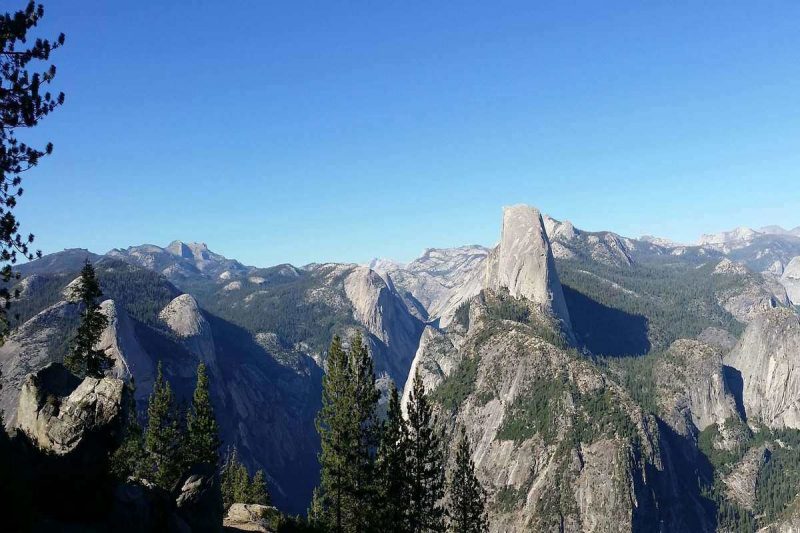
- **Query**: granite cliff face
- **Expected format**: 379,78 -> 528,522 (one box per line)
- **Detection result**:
483,205 -> 573,340
341,266 -> 423,386
400,325 -> 460,415
654,339 -> 740,436
782,256 -> 800,305
724,308 -> 800,429
159,294 -> 217,371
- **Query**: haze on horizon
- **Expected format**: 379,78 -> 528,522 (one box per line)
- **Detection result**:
18,1 -> 800,267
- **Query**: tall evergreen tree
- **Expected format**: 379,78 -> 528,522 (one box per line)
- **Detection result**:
0,1 -> 65,339
307,487 -> 326,531
221,448 -> 272,509
248,469 -> 271,506
349,332 -> 381,532
447,427 -> 487,533
145,362 -> 184,489
406,369 -> 445,533
315,335 -> 358,532
221,447 -> 248,509
186,362 -> 220,466
64,260 -> 109,377
376,383 -> 411,532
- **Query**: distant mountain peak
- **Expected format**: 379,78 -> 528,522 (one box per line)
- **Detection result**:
697,224 -> 800,246
698,226 -> 760,246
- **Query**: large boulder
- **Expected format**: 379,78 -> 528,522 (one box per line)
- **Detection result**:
173,464 -> 224,533
11,364 -> 127,523
16,363 -> 125,455
224,504 -> 281,532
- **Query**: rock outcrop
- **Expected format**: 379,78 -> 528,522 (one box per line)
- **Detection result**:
224,504 -> 280,532
722,445 -> 770,510
159,294 -> 217,367
0,301 -> 81,426
654,339 -> 740,435
16,363 -> 125,455
724,308 -> 800,429
782,256 -> 800,305
99,300 -> 155,398
173,464 -> 224,533
484,205 -> 573,339
400,326 -> 460,415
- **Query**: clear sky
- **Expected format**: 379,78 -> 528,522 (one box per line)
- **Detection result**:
15,1 -> 800,267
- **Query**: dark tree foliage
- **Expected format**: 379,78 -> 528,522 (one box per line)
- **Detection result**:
0,1 -> 64,337
110,382 -> 148,481
447,427 -> 487,533
186,362 -> 221,466
314,333 -> 382,533
221,448 -> 271,509
64,260 -> 110,377
145,362 -> 185,489
249,469 -> 271,506
558,257 -> 745,354
375,384 -> 411,532
406,369 -> 445,533
315,335 -> 356,532
350,332 -> 381,530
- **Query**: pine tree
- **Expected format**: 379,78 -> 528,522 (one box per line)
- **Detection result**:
315,335 -> 361,532
221,448 -> 271,508
186,362 -> 220,466
406,369 -> 445,533
349,332 -> 381,531
248,469 -> 271,506
145,362 -> 184,489
447,427 -> 487,533
0,2 -> 65,339
221,448 -> 243,509
307,487 -> 326,530
376,383 -> 410,532
64,260 -> 109,377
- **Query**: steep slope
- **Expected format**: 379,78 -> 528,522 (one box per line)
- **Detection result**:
0,300 -> 80,425
418,291 -> 710,532
341,265 -> 423,386
653,339 -> 740,437
724,308 -> 800,429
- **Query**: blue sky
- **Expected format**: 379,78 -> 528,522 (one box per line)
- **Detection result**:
16,1 -> 800,267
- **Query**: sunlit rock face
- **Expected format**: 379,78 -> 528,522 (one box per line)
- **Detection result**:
724,308 -> 800,429
484,205 -> 574,341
